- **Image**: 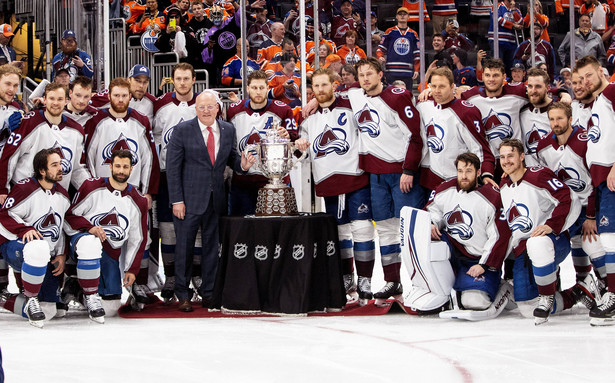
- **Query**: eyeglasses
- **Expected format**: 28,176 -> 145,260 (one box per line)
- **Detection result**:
196,105 -> 217,111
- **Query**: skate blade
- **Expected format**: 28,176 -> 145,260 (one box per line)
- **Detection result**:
28,319 -> 44,328
534,316 -> 549,326
89,315 -> 105,324
590,317 -> 615,326
163,296 -> 177,305
346,291 -> 359,305
358,298 -> 370,307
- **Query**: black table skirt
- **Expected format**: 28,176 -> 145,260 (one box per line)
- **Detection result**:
212,213 -> 347,314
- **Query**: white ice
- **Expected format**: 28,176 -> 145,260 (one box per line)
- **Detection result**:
1,255 -> 614,383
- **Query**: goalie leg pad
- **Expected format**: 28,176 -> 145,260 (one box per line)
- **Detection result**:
439,281 -> 514,321
461,290 -> 492,310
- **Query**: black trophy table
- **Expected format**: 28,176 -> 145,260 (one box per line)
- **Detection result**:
211,213 -> 346,315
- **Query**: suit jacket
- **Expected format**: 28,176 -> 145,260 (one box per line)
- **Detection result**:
166,117 -> 242,215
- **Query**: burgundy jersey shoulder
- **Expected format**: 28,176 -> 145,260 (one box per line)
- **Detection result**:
8,100 -> 22,110
433,178 -> 458,196
536,131 -> 557,154
153,92 -> 175,114
89,89 -> 110,108
126,183 -> 148,212
54,183 -> 70,201
450,99 -> 482,125
127,108 -> 150,127
61,115 -> 85,137
226,100 -> 249,120
3,177 -> 40,209
476,183 -> 503,209
460,86 -> 481,100
379,85 -> 415,110
268,100 -> 293,115
18,110 -> 48,136
600,82 -> 615,103
522,165 -> 559,188
336,93 -> 352,109
567,127 -> 590,156
85,108 -> 111,128
144,93 -> 157,103
502,82 -> 527,98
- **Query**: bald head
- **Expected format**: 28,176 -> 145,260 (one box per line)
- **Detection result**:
271,22 -> 285,41
196,91 -> 220,126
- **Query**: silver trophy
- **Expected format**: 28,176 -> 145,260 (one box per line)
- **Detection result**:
246,128 -> 305,216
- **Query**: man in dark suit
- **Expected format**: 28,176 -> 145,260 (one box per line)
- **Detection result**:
166,90 -> 256,312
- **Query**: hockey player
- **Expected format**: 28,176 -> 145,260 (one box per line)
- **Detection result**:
346,57 -> 424,304
426,152 -> 511,317
536,102 -> 602,313
151,62 -> 198,302
0,149 -> 71,327
295,68 -> 376,305
416,67 -> 495,191
499,138 -> 580,324
64,150 -> 149,320
226,70 -> 295,216
90,65 -> 156,125
0,83 -> 91,204
519,68 -> 553,167
570,68 -> 594,131
577,55 -> 615,324
63,76 -> 97,126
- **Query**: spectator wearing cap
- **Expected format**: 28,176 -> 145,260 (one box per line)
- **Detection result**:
329,0 -> 364,49
488,0 -> 523,76
51,29 -> 94,81
369,11 -> 384,55
522,0 -> 550,42
431,0 -> 458,36
377,7 -> 420,88
451,49 -> 478,87
156,5 -> 202,68
246,3 -> 272,59
442,18 -> 474,52
130,0 -> 166,35
555,67 -> 573,95
336,30 -> 366,65
324,54 -> 343,87
0,24 -> 17,66
514,22 -> 556,82
221,39 -> 260,86
256,22 -> 286,67
510,61 -> 526,85
558,13 -> 606,67
169,0 -> 194,23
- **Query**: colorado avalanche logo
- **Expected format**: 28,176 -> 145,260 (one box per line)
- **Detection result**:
525,124 -> 549,155
90,207 -> 129,242
355,104 -> 380,138
33,208 -> 62,241
334,24 -> 351,39
506,201 -> 533,233
393,37 -> 410,56
238,127 -> 265,152
163,119 -> 184,145
344,52 -> 361,66
49,141 -> 74,175
313,125 -> 350,158
443,205 -> 474,240
587,114 -> 601,143
556,164 -> 587,192
425,119 -> 445,153
483,109 -> 513,141
102,133 -> 139,166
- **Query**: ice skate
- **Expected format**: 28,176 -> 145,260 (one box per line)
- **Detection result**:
357,276 -> 372,306
191,276 -> 202,301
127,284 -> 149,311
161,276 -> 176,304
572,274 -> 598,310
533,294 -> 554,325
83,293 -> 105,324
374,282 -> 403,307
24,296 -> 45,328
60,276 -> 83,310
343,274 -> 358,304
590,292 -> 615,327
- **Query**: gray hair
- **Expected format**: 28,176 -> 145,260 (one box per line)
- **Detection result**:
199,89 -> 223,110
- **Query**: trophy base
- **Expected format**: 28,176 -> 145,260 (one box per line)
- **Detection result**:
255,186 -> 298,217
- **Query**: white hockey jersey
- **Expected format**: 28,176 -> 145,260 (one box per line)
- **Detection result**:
462,83 -> 528,156
84,108 -> 160,195
417,98 -> 495,190
152,92 -> 197,170
571,99 -> 593,131
299,95 -> 368,197
0,101 -> 22,152
346,85 -> 422,174
63,105 -> 98,127
500,166 -> 581,256
0,177 -> 70,256
537,127 -> 595,214
426,179 -> 510,269
587,84 -> 615,186
0,110 -> 91,195
519,103 -> 552,167
64,177 -> 148,276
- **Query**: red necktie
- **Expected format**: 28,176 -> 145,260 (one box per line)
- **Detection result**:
207,126 -> 215,164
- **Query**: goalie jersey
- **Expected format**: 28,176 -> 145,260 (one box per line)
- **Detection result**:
64,177 -> 148,276
0,177 -> 70,256
417,98 -> 494,190
536,127 -> 595,215
226,99 -> 296,189
346,85 -> 422,175
152,92 -> 197,171
299,95 -> 368,197
0,110 -> 91,195
500,166 -> 580,256
84,108 -> 160,195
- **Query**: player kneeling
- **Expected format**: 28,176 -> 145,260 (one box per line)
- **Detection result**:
64,150 -> 149,321
401,153 -> 514,320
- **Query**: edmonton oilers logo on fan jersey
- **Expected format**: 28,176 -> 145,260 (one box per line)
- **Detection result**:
355,104 -> 380,137
587,114 -> 601,143
443,205 -> 474,240
483,109 -> 513,141
313,125 -> 350,158
506,201 -> 533,233
50,141 -> 74,175
556,164 -> 587,192
218,31 -> 237,50
34,208 -> 62,241
90,207 -> 129,242
102,134 -> 139,166
525,124 -> 549,155
425,118 -> 445,153
393,37 -> 410,56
